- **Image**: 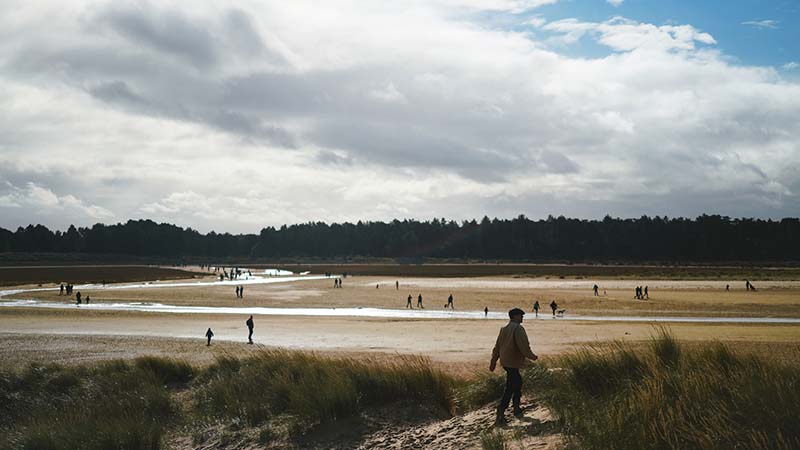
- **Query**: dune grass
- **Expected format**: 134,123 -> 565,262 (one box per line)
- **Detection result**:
0,349 -> 457,449
194,350 -> 456,426
542,328 -> 800,450
0,357 -> 191,450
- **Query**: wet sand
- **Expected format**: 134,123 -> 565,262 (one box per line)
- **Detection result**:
2,272 -> 799,371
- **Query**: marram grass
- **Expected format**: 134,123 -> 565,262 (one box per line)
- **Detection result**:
542,328 -> 800,450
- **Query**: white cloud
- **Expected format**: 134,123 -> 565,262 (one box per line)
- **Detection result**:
741,20 -> 779,29
0,182 -> 114,223
543,17 -> 716,52
0,1 -> 798,232
527,15 -> 546,28
607,0 -> 624,7
783,62 -> 799,70
368,82 -> 407,103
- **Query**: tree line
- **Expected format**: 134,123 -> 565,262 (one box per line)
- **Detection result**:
1,215 -> 798,261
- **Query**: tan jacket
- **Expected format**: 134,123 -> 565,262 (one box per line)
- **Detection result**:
491,320 -> 536,369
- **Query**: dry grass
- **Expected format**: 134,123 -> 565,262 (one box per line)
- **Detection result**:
542,329 -> 800,450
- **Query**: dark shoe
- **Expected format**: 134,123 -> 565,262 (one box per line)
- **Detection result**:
495,414 -> 507,426
513,407 -> 524,417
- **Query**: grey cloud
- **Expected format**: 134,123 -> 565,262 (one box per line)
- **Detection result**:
88,80 -> 151,107
95,3 -> 218,67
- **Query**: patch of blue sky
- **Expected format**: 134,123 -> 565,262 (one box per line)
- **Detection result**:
475,0 -> 799,70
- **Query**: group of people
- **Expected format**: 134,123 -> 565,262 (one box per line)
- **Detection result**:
205,314 -> 256,346
59,283 -> 75,295
333,278 -> 344,288
530,300 -> 562,317
235,285 -> 245,298
74,291 -> 90,305
634,286 -> 649,299
745,280 -> 757,291
406,294 -> 424,308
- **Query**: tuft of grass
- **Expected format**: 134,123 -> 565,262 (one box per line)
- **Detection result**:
194,350 -> 456,426
479,429 -> 508,450
134,356 -> 194,384
542,328 -> 800,450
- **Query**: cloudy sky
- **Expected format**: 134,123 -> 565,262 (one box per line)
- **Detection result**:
1,0 -> 798,233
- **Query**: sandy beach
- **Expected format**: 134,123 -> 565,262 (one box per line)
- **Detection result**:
3,270 -> 800,369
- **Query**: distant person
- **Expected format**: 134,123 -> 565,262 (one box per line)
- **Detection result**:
59,284 -> 64,295
417,294 -> 423,308
726,284 -> 730,291
102,280 -> 106,287
396,280 -> 399,290
644,286 -> 649,299
85,295 -> 90,305
219,274 -> 224,282
76,291 -> 82,305
593,284 -> 599,296
446,294 -> 454,309
206,328 -> 214,346
246,315 -> 254,344
334,279 -> 338,288
484,307 -> 489,317
490,308 -> 538,425
745,280 -> 751,291
407,295 -> 413,308
376,284 -> 380,289
550,300 -> 557,317
235,286 -> 239,298
240,286 -> 244,298
533,301 -> 539,317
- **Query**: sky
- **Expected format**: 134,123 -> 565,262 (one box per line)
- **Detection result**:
0,0 -> 798,233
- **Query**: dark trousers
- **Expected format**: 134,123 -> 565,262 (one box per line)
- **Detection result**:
248,328 -> 253,343
498,367 -> 522,414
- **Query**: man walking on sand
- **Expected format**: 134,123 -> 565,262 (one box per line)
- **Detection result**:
246,315 -> 254,344
205,328 -> 214,346
490,308 -> 538,425
407,294 -> 413,308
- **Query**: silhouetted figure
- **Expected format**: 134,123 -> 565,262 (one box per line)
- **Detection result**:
485,307 -> 489,317
246,315 -> 254,344
550,300 -> 557,317
593,284 -> 599,296
240,286 -> 244,298
235,286 -> 240,298
219,274 -> 224,282
396,281 -> 399,290
102,280 -> 106,287
446,294 -> 454,309
407,295 -> 413,308
376,284 -> 379,289
76,291 -> 82,305
490,308 -> 538,426
644,286 -> 649,299
726,284 -> 730,291
206,328 -> 214,346
59,284 -> 64,295
533,301 -> 539,317
417,294 -> 423,308
85,295 -> 90,305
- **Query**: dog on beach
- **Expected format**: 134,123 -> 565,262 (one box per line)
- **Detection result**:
556,309 -> 566,317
